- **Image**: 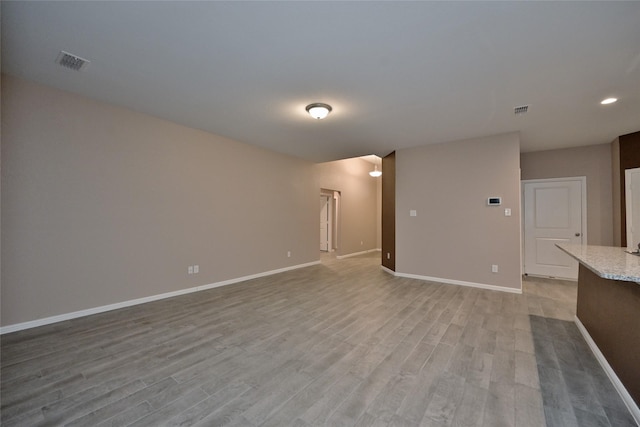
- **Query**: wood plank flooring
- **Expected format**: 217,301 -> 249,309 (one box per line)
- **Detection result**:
0,252 -> 635,426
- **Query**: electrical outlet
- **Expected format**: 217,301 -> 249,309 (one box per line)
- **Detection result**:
492,264 -> 498,273
193,265 -> 199,274
361,241 -> 363,245
188,266 -> 194,275
287,251 -> 291,258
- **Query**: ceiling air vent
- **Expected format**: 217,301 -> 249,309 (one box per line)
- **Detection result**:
514,105 -> 529,115
55,51 -> 90,71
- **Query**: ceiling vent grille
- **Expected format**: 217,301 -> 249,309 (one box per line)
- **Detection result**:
56,51 -> 90,71
514,105 -> 529,115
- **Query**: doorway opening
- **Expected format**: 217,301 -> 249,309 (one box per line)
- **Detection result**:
320,189 -> 340,253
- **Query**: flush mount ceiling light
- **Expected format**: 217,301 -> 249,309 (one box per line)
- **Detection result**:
601,97 -> 618,105
369,165 -> 382,177
305,103 -> 332,120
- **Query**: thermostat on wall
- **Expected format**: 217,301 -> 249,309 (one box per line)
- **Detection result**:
487,197 -> 502,206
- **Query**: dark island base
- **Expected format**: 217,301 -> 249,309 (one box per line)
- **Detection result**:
576,264 -> 640,407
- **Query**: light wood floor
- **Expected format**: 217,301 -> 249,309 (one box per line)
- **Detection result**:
0,252 -> 634,426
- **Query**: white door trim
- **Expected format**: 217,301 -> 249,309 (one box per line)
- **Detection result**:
521,176 -> 587,278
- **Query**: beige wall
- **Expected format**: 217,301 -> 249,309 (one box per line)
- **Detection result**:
521,143 -> 613,246
396,133 -> 522,290
1,74 -> 320,326
314,158 -> 379,256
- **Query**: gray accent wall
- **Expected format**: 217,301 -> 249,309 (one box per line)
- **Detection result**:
520,143 -> 613,246
1,74 -> 320,326
612,138 -> 621,246
396,133 -> 522,291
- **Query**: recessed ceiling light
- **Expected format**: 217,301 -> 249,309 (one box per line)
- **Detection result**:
601,97 -> 617,105
306,103 -> 332,120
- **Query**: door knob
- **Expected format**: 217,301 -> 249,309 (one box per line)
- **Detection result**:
575,232 -> 581,237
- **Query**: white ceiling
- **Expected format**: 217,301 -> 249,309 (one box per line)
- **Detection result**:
2,1 -> 639,163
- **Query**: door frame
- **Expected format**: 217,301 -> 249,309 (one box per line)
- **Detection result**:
521,176 -> 587,277
320,189 -> 341,252
331,190 -> 340,252
320,194 -> 332,252
625,167 -> 640,250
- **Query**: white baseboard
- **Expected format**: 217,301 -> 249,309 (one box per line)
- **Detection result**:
336,249 -> 379,260
381,265 -> 395,275
386,270 -> 522,294
0,261 -> 321,335
574,316 -> 640,425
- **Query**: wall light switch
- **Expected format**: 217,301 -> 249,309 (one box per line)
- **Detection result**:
505,208 -> 512,217
410,210 -> 417,217
193,265 -> 199,274
188,266 -> 194,275
492,264 -> 499,273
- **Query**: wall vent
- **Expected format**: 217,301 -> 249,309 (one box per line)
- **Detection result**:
56,51 -> 90,71
514,105 -> 529,115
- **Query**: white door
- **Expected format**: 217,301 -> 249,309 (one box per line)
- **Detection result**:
320,195 -> 330,251
625,168 -> 640,250
523,178 -> 585,279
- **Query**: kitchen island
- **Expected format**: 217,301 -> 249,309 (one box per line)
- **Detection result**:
557,244 -> 640,423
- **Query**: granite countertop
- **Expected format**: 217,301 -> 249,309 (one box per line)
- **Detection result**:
556,244 -> 640,283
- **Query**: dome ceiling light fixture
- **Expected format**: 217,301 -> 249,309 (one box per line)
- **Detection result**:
369,165 -> 382,177
305,103 -> 332,120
